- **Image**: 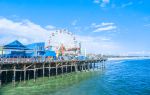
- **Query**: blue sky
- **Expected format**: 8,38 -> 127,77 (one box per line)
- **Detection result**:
0,0 -> 150,55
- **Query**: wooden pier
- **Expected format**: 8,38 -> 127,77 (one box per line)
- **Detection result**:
0,58 -> 106,87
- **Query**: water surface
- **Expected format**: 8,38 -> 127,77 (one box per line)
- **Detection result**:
1,59 -> 150,95
52,59 -> 150,95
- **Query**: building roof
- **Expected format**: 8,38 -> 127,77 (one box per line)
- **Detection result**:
3,40 -> 30,50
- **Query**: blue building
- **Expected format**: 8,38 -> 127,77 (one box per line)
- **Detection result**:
26,42 -> 45,57
0,40 -> 56,58
1,40 -> 31,57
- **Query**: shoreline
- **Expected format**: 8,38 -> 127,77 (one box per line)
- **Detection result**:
108,57 -> 150,61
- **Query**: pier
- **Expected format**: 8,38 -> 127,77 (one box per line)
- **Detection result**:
0,58 -> 106,87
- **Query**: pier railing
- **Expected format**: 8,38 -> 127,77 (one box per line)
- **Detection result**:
0,56 -> 107,64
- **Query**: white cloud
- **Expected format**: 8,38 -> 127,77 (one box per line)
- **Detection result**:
0,18 -> 51,45
94,0 -> 110,7
92,22 -> 114,28
100,0 -> 110,7
92,22 -> 117,32
94,26 -> 116,32
76,35 -> 121,54
121,2 -> 133,8
93,0 -> 100,4
71,20 -> 78,26
45,25 -> 56,30
144,24 -> 150,27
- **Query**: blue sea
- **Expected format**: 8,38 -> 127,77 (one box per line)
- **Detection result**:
52,59 -> 150,95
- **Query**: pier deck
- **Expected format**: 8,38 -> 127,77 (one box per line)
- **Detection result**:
0,58 -> 107,87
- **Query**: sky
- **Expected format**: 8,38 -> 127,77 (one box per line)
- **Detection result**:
0,0 -> 150,55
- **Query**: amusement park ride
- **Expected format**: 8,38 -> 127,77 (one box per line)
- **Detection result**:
46,29 -> 81,57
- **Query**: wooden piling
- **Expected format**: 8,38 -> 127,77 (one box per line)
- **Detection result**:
34,64 -> 36,82
88,63 -> 90,71
93,63 -> 95,71
101,60 -> 104,68
48,63 -> 51,78
65,62 -> 67,73
28,71 -> 29,80
24,64 -> 26,83
5,71 -> 7,84
0,65 -> 2,87
55,63 -> 58,76
61,63 -> 63,75
43,64 -> 45,78
84,62 -> 86,72
71,63 -> 72,72
75,63 -> 78,72
13,65 -> 16,87
81,64 -> 83,71
20,71 -> 22,83
103,60 -> 105,68
0,59 -> 107,87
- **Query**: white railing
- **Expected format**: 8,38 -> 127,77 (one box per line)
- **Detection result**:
0,55 -> 105,64
0,56 -> 48,64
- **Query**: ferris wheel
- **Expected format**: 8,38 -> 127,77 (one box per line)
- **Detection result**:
47,29 -> 81,55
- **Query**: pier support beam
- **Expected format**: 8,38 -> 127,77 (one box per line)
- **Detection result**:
13,65 -> 16,87
34,64 -> 36,82
71,63 -> 72,73
101,60 -> 104,68
84,62 -> 86,72
61,63 -> 63,75
28,71 -> 30,81
93,62 -> 95,71
88,63 -> 90,71
55,63 -> 58,76
81,64 -> 83,71
0,59 -> 106,87
24,65 -> 26,83
5,71 -> 7,84
65,62 -> 68,73
75,63 -> 78,72
49,63 -> 51,78
43,64 -> 45,78
102,60 -> 105,68
20,71 -> 22,83
0,65 -> 2,87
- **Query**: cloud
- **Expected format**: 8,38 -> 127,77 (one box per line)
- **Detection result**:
144,24 -> 150,27
76,35 -> 121,54
92,22 -> 117,32
0,17 -> 121,54
45,25 -> 56,30
94,26 -> 116,32
121,2 -> 133,8
93,0 -> 100,4
0,18 -> 51,45
100,0 -> 110,7
93,0 -> 110,7
92,22 -> 114,28
71,20 -> 78,26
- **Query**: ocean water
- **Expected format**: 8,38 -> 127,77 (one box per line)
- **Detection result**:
51,59 -> 150,95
